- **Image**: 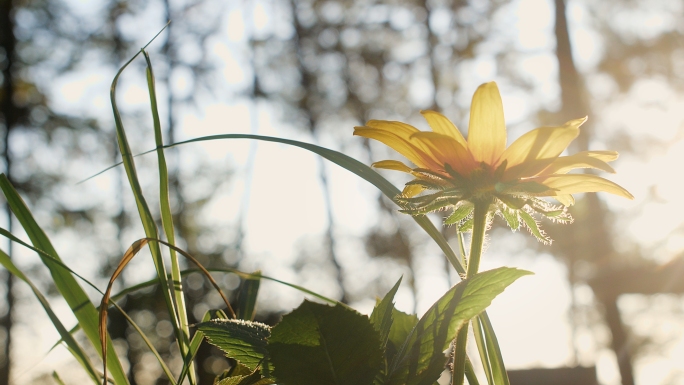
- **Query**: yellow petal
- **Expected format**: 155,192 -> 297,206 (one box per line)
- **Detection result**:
402,184 -> 425,197
533,174 -> 634,200
372,160 -> 414,173
354,127 -> 440,170
467,82 -> 507,165
537,150 -> 617,176
500,117 -> 585,180
363,120 -> 442,159
554,194 -> 575,206
410,132 -> 476,176
420,110 -> 467,148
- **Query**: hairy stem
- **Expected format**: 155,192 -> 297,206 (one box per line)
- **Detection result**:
452,200 -> 490,385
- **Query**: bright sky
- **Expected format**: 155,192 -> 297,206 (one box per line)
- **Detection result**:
11,0 -> 684,384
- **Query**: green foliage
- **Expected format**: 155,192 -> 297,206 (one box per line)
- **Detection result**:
202,268 -> 530,385
268,301 -> 384,385
236,271 -> 262,321
0,249 -> 100,384
198,319 -> 272,373
0,49 -> 534,385
385,267 -> 531,385
370,277 -> 403,349
0,175 -> 130,385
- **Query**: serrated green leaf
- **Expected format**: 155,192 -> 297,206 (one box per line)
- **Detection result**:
400,196 -> 461,216
445,204 -> 473,225
178,310 -> 230,384
198,319 -> 271,373
387,309 -> 418,362
216,376 -> 246,385
499,207 -> 520,231
268,301 -> 383,385
370,277 -> 402,349
458,218 -> 474,232
387,267 -> 532,385
519,211 -> 551,244
497,195 -> 526,210
215,366 -> 274,385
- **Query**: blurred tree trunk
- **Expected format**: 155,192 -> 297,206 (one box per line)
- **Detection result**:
0,0 -> 16,382
552,1 -> 634,384
289,0 -> 348,303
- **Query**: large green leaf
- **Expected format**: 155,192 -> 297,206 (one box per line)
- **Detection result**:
198,319 -> 271,373
387,267 -> 532,385
178,310 -> 229,384
370,277 -> 402,348
268,301 -> 383,385
387,308 -> 419,366
370,277 -> 402,385
0,175 -> 129,385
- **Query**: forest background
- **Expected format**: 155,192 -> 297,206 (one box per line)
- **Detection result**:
1,0 -> 683,384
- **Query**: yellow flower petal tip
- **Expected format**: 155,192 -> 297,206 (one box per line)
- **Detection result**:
355,81 -> 632,240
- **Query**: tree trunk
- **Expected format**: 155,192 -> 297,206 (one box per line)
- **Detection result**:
0,0 -> 16,382
553,1 -> 635,384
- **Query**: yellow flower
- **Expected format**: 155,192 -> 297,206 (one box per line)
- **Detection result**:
354,82 -> 633,242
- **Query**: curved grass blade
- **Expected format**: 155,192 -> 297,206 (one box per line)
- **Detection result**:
236,271 -> 262,321
84,133 -> 518,383
472,316 -> 494,385
0,226 -> 184,378
99,238 -> 235,384
52,372 -> 68,385
0,175 -> 129,385
80,134 -> 466,275
51,265 -> 342,347
141,49 -> 195,383
0,249 -> 100,384
479,312 -> 510,385
110,44 -> 182,366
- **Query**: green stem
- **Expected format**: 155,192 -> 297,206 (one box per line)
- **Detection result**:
451,325 -> 469,385
452,199 -> 490,385
466,200 -> 489,278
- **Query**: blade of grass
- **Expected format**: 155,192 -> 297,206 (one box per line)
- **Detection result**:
472,317 -> 494,385
52,372 -> 68,385
177,309 -> 229,384
1,226 -> 219,382
109,45 -> 183,383
99,237 -> 236,384
236,270 -> 261,321
80,134 -> 466,274
0,248 -> 100,384
0,225 -> 183,378
479,312 -> 510,385
0,175 -> 129,385
465,356 -> 481,385
113,295 -> 177,385
142,49 -> 194,383
83,133 -> 514,382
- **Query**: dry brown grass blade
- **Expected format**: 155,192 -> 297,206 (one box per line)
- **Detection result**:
98,238 -> 235,385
